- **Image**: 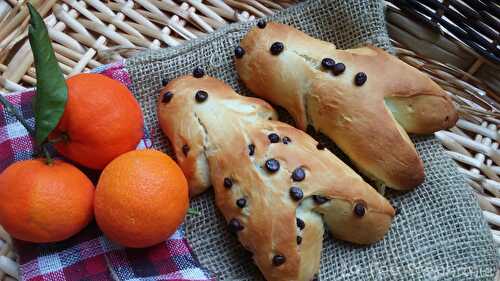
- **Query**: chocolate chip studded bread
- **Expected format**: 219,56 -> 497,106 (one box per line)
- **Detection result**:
235,22 -> 458,190
157,72 -> 395,281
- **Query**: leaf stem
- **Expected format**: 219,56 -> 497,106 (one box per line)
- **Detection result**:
0,93 -> 35,136
42,145 -> 53,165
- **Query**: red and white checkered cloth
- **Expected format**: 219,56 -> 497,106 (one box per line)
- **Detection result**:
0,61 -> 214,281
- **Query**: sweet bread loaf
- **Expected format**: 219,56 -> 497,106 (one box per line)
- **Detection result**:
235,22 -> 458,190
157,73 -> 395,281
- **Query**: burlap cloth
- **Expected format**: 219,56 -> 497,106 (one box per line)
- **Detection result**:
125,0 -> 498,280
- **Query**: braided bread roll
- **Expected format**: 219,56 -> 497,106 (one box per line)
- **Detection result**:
235,22 -> 458,190
157,74 -> 395,281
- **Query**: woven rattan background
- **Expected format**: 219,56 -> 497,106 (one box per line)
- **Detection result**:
126,0 -> 497,280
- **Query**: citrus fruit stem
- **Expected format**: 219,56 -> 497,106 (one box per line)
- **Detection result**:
0,93 -> 35,136
42,145 -> 53,165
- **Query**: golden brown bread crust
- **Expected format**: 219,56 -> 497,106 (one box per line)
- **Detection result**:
157,75 -> 395,281
235,22 -> 458,190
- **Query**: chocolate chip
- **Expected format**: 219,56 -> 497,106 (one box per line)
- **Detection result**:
265,159 -> 280,173
236,198 -> 247,208
282,136 -> 291,144
312,195 -> 329,204
332,63 -> 346,75
193,66 -> 205,78
296,236 -> 302,245
228,218 -> 244,232
354,72 -> 367,86
321,58 -> 335,69
291,167 -> 305,182
257,20 -> 267,29
235,46 -> 245,58
272,255 -> 286,266
296,218 -> 305,230
395,206 -> 401,216
161,78 -> 169,86
182,144 -> 189,156
316,142 -> 325,150
195,90 -> 208,103
162,91 -> 173,103
311,274 -> 319,281
248,144 -> 255,156
270,42 -> 284,55
224,177 -> 233,189
354,203 -> 366,217
268,133 -> 280,143
289,187 -> 304,201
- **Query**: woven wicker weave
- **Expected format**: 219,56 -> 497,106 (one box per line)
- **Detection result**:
0,0 -> 296,93
0,1 -> 498,280
388,0 -> 499,64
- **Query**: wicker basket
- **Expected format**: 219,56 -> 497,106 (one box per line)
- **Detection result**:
388,0 -> 499,65
0,0 -> 296,92
0,1 -> 498,280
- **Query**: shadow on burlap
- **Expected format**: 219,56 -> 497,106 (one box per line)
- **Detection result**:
125,0 -> 497,280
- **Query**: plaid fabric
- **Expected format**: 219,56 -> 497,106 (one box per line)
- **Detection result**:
0,90 -> 35,170
0,61 -> 214,281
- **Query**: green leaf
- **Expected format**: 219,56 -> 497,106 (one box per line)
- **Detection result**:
28,3 -> 67,146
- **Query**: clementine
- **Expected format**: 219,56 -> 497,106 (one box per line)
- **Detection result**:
50,73 -> 143,170
94,149 -> 189,248
0,159 -> 94,243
